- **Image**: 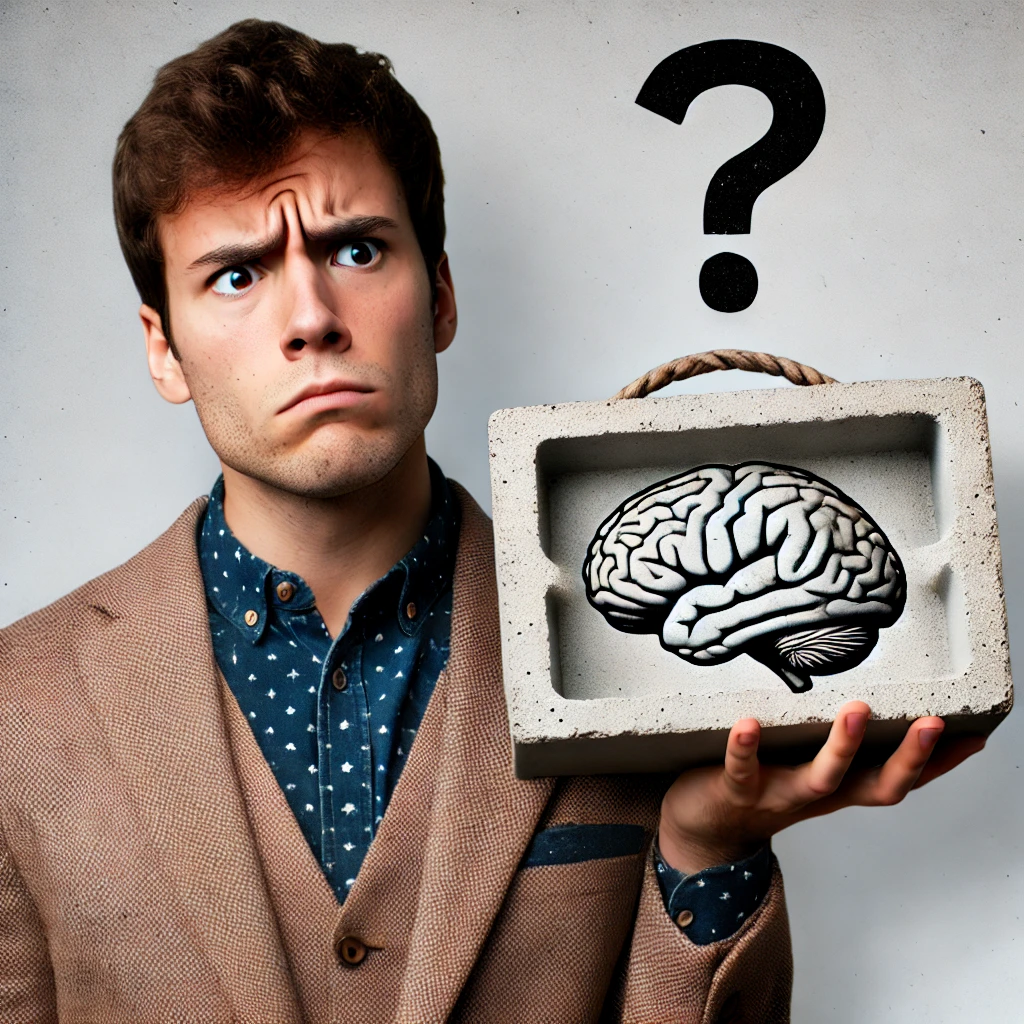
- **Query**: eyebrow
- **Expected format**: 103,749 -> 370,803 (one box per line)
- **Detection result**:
187,215 -> 401,270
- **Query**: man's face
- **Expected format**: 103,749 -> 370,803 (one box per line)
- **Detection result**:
143,131 -> 456,498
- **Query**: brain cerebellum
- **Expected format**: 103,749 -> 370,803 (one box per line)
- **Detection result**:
582,463 -> 906,693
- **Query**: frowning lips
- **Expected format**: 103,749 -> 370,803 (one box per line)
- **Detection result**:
277,378 -> 374,415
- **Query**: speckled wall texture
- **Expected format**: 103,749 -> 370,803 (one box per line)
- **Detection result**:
2,2 -> 1020,1021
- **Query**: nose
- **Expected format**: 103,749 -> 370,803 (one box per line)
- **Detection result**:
278,252 -> 349,359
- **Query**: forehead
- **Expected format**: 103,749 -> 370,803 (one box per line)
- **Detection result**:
159,131 -> 409,262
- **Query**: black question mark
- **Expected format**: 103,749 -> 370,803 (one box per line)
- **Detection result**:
636,39 -> 826,313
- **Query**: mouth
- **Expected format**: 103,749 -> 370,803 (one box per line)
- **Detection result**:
277,378 -> 374,416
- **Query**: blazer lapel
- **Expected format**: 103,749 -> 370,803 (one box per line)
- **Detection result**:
75,499 -> 302,1022
338,486 -> 555,1021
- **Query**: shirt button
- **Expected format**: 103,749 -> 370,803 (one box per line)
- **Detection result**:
675,909 -> 694,928
276,581 -> 295,602
335,934 -> 367,966
405,601 -> 417,620
244,609 -> 259,627
332,668 -> 348,691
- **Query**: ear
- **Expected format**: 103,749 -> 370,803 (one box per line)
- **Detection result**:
432,253 -> 457,354
140,304 -> 192,404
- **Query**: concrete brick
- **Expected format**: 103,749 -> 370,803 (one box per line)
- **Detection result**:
488,377 -> 1012,778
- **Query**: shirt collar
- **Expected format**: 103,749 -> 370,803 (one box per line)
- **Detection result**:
198,458 -> 460,643
394,457 -> 460,637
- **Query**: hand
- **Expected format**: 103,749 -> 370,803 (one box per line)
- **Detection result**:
657,701 -> 987,875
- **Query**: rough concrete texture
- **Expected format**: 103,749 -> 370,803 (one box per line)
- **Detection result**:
488,377 -> 1012,778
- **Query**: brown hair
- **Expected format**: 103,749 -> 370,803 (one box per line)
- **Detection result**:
113,19 -> 445,341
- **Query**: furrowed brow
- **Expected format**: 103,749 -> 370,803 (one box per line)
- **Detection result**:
188,229 -> 286,270
304,215 -> 400,247
187,216 -> 399,271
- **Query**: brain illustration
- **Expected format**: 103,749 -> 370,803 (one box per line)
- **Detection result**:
582,462 -> 906,692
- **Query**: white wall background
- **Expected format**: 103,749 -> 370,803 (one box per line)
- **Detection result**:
1,0 -> 1021,1019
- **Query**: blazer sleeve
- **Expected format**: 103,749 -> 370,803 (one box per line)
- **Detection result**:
0,828 -> 57,1023
606,847 -> 793,1024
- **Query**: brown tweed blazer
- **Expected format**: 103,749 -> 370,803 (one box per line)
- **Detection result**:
0,484 -> 792,1023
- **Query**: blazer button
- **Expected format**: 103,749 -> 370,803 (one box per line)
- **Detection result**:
332,668 -> 348,691
335,934 -> 367,966
675,909 -> 694,928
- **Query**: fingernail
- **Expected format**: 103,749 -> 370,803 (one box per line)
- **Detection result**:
845,713 -> 867,737
919,727 -> 943,749
737,732 -> 758,747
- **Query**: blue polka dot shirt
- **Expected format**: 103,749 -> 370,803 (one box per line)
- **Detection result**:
199,458 -> 459,904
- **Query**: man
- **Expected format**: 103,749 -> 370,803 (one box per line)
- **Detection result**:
0,19 -> 984,1023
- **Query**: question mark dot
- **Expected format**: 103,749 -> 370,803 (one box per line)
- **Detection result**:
699,252 -> 758,312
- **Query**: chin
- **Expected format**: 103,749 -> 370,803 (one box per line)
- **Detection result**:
226,429 -> 419,500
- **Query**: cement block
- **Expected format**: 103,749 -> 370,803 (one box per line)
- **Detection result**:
488,377 -> 1012,778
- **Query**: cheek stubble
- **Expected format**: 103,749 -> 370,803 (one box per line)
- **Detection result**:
182,316 -> 440,500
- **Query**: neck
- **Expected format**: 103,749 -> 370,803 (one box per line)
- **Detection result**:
220,437 -> 432,636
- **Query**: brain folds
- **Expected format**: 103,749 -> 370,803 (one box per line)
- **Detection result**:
583,462 -> 906,690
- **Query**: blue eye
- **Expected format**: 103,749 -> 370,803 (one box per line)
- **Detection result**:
332,240 -> 381,267
211,265 -> 260,296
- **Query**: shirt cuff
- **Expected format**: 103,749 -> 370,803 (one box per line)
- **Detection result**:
654,840 -> 774,945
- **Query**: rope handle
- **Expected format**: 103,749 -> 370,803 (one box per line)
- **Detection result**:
612,349 -> 837,400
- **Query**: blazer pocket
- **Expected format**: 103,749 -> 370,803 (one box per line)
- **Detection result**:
452,841 -> 647,1023
520,822 -> 648,869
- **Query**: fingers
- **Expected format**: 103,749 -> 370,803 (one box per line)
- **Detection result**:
722,718 -> 762,801
793,720 -> 988,824
821,716 -> 948,809
861,716 -> 945,805
791,701 -> 871,804
912,734 -> 986,789
718,707 -> 987,831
